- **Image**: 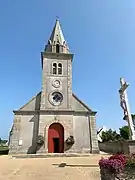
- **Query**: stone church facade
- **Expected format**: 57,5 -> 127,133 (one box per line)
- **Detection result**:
9,20 -> 99,154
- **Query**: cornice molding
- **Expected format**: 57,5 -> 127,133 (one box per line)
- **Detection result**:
13,109 -> 96,116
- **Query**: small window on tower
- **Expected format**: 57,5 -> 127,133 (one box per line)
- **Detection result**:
52,63 -> 57,74
56,44 -> 60,53
58,63 -> 62,75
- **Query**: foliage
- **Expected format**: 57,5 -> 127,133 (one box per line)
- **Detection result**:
0,138 -> 8,145
66,135 -> 75,145
100,126 -> 130,142
99,154 -> 125,173
119,126 -> 129,140
36,135 -> 44,146
101,129 -> 121,142
126,153 -> 135,167
99,153 -> 135,174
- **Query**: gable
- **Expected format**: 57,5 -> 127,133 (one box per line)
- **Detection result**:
72,94 -> 92,112
15,92 -> 92,112
18,92 -> 41,111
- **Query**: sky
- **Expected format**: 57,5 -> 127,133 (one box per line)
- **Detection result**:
0,0 -> 135,139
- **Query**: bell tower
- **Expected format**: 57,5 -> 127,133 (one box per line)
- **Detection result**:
40,20 -> 73,110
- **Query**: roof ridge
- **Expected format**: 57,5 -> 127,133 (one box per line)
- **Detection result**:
18,92 -> 41,111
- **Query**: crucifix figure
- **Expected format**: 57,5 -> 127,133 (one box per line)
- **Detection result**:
119,78 -> 135,140
119,89 -> 128,117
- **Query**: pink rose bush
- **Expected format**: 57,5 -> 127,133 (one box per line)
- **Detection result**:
99,153 -> 135,180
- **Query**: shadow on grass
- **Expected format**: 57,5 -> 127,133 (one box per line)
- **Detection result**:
52,163 -> 99,168
0,148 -> 9,155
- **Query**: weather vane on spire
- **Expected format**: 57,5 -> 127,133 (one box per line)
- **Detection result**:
56,16 -> 59,21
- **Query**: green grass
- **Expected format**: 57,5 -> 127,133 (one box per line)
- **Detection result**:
0,146 -> 8,150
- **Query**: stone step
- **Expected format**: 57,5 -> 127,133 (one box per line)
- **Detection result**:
12,153 -> 98,159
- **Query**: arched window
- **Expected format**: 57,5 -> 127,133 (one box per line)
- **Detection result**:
58,63 -> 62,75
52,63 -> 57,74
56,44 -> 60,53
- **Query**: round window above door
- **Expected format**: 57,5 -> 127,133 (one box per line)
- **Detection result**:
49,91 -> 63,106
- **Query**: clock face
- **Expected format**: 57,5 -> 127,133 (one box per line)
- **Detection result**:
52,80 -> 60,88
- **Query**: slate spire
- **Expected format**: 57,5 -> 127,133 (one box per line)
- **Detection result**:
45,19 -> 70,53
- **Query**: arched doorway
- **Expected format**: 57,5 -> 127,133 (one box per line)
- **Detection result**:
48,123 -> 64,153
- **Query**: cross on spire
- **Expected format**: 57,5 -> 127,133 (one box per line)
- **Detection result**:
56,16 -> 59,20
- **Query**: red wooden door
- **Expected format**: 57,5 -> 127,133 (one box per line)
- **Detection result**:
48,123 -> 64,153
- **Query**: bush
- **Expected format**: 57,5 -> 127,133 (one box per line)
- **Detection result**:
99,154 -> 126,173
126,153 -> 135,167
36,135 -> 44,146
65,135 -> 75,145
99,153 -> 135,174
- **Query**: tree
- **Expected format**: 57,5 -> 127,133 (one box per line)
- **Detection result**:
101,129 -> 120,142
2,140 -> 8,144
119,126 -> 129,140
0,138 -> 8,145
100,125 -> 130,142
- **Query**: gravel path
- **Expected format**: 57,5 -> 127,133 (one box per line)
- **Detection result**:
0,154 -> 109,180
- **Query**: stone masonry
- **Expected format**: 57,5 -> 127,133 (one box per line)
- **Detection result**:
9,19 -> 99,154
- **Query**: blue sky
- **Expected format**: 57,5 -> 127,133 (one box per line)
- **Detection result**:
0,1 -> 135,139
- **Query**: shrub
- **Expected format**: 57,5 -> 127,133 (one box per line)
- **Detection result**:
99,153 -> 135,174
99,156 -> 125,173
65,135 -> 75,145
109,154 -> 126,166
126,153 -> 135,168
36,135 -> 44,146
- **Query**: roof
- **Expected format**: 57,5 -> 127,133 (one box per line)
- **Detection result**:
44,19 -> 70,53
14,92 -> 96,114
49,19 -> 66,45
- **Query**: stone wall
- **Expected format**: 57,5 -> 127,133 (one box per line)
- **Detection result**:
40,53 -> 73,110
90,115 -> 99,154
72,115 -> 91,153
9,111 -> 99,154
99,140 -> 135,154
9,113 -> 39,154
38,113 -> 74,153
9,115 -> 21,154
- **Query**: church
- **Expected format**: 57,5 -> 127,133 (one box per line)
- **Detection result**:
9,20 -> 99,154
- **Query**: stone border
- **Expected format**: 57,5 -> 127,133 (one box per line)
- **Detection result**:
12,153 -> 95,159
44,118 -> 73,152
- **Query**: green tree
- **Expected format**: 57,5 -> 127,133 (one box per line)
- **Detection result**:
101,129 -> 120,142
119,126 -> 129,140
2,140 -> 8,144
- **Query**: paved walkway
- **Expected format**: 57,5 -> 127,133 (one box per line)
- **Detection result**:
0,154 -> 109,180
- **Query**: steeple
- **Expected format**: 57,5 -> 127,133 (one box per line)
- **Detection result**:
45,19 -> 70,54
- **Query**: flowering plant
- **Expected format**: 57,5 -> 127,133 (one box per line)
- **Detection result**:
99,153 -> 135,174
99,154 -> 135,179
